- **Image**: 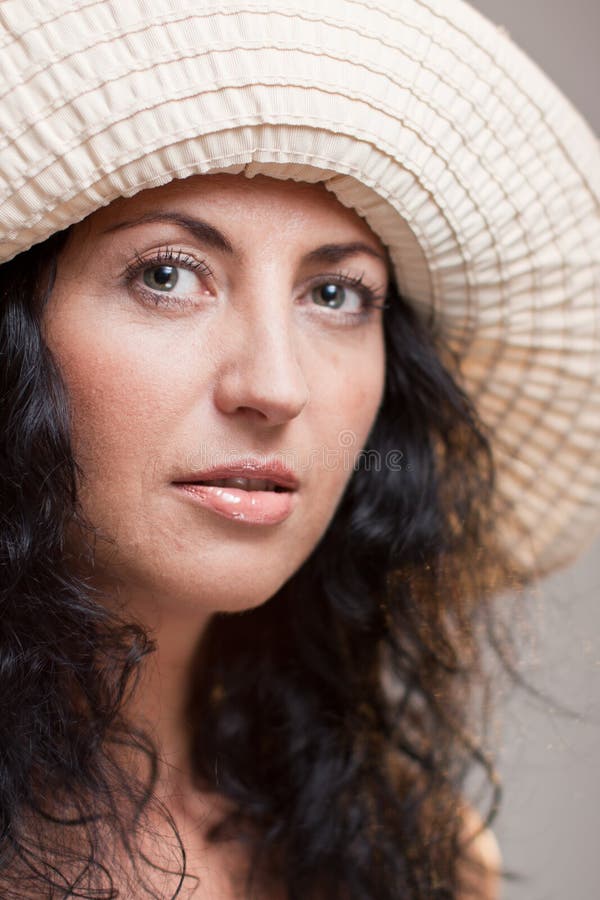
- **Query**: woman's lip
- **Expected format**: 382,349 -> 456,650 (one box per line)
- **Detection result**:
173,482 -> 297,525
176,460 -> 300,490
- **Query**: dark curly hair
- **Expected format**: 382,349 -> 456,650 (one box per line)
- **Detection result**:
0,227 -> 520,899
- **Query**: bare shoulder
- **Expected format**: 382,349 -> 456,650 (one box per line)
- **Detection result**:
457,805 -> 503,900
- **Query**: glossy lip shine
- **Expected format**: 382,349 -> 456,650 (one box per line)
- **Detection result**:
172,458 -> 300,524
174,482 -> 298,524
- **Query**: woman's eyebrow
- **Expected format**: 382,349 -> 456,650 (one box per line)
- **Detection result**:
102,211 -> 388,266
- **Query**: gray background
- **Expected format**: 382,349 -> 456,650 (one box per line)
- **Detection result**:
466,2 -> 600,898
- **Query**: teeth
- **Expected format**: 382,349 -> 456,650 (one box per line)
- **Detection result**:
201,476 -> 283,491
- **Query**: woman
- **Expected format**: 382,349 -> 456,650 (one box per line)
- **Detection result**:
1,1 -> 598,898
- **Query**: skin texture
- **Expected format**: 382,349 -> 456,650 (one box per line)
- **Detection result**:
43,173 -> 389,618
41,172 -> 390,812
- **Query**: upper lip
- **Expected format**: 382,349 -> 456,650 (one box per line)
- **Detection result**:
173,457 -> 300,490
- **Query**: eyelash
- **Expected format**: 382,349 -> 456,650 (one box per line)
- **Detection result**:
123,247 -> 213,302
122,246 -> 390,324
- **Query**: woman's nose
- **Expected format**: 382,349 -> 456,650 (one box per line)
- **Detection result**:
212,313 -> 310,426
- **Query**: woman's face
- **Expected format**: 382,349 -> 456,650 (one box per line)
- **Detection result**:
43,173 -> 390,617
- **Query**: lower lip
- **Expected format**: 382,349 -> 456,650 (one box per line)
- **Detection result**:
173,483 -> 297,525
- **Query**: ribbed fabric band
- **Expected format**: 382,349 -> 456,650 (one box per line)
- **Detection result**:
1,0 -> 599,577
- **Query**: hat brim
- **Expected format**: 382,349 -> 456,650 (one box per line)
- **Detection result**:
2,0 -> 599,577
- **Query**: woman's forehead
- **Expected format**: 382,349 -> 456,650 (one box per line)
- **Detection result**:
82,173 -> 390,256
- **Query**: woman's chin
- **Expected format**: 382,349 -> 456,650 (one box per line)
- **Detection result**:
76,553 -> 298,621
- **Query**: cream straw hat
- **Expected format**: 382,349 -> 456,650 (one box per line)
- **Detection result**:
1,0 -> 599,578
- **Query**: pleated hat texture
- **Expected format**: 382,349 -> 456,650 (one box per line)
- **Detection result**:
1,0 -> 599,579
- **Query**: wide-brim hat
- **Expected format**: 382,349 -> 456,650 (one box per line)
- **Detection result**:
1,0 -> 599,579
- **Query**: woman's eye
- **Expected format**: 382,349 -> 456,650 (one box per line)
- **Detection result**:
144,264 -> 179,291
311,282 -> 362,313
123,249 -> 214,307
142,264 -> 203,295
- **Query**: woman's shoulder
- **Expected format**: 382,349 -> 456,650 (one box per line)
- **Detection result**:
458,805 -> 503,900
